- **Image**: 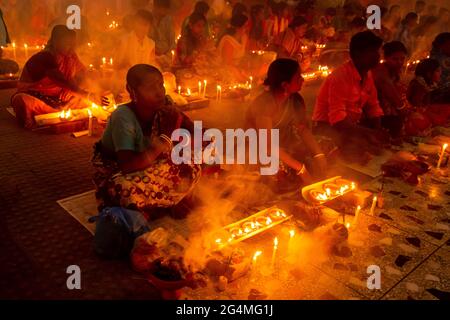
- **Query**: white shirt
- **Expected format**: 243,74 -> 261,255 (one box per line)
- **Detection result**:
115,31 -> 156,69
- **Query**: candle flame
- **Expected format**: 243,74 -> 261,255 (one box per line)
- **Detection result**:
274,237 -> 278,247
215,239 -> 222,244
289,230 -> 295,238
266,217 -> 272,225
443,144 -> 448,151
346,223 -> 350,229
87,109 -> 92,117
253,250 -> 262,261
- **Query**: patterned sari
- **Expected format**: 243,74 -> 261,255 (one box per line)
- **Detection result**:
92,106 -> 202,214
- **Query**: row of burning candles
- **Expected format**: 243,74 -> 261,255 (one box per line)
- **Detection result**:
177,76 -> 254,101
313,181 -> 356,202
215,210 -> 288,247
1,42 -> 45,61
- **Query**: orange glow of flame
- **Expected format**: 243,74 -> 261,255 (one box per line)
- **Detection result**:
274,237 -> 278,248
289,230 -> 295,238
253,250 -> 262,261
87,109 -> 92,118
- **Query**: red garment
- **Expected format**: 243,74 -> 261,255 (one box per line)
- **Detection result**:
19,50 -> 85,99
312,61 -> 384,125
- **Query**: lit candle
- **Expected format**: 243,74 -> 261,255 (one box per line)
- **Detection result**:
271,237 -> 278,270
102,57 -> 106,66
288,229 -> 295,252
186,88 -> 191,96
12,42 -> 16,61
252,250 -> 262,271
198,81 -> 202,96
249,76 -> 253,87
353,205 -> 361,227
216,85 -> 222,101
370,196 -> 377,216
437,143 -> 448,169
203,80 -> 207,98
177,86 -> 181,95
88,109 -> 93,136
171,50 -> 175,65
24,44 -> 28,60
109,58 -> 113,66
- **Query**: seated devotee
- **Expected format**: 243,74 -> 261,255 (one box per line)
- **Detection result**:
372,41 -> 409,139
247,4 -> 266,51
246,59 -> 327,188
312,31 -> 388,163
0,8 -> 10,47
122,0 -> 151,32
384,4 -> 401,35
181,1 -> 211,39
273,16 -> 309,66
175,13 -> 208,68
115,10 -> 156,71
266,1 -> 291,42
0,47 -> 19,76
11,25 -> 90,129
92,64 -> 201,215
395,12 -> 418,54
406,58 -> 450,130
430,33 -> 450,91
414,0 -> 426,24
436,8 -> 449,34
217,14 -> 248,69
318,7 -> 337,41
407,59 -> 450,109
151,0 -> 176,60
373,7 -> 393,43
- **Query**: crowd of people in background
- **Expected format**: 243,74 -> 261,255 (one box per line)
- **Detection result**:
0,0 -> 449,211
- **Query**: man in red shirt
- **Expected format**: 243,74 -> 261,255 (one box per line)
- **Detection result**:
312,31 -> 388,162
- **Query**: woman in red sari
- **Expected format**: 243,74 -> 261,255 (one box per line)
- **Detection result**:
12,25 -> 90,129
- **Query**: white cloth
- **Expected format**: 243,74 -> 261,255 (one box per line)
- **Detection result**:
115,31 -> 156,69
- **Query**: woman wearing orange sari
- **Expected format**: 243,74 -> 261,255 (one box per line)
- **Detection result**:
12,25 -> 90,129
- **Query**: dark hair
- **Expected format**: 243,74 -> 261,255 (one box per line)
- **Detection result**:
250,4 -> 264,19
154,0 -> 170,9
194,1 -> 209,16
135,9 -> 153,24
415,58 -> 440,85
230,13 -> 248,29
232,3 -> 248,18
189,12 -> 207,26
383,41 -> 408,57
350,31 -> 383,60
46,25 -> 75,50
389,4 -> 400,13
289,16 -> 308,29
350,17 -> 366,29
325,7 -> 337,17
415,1 -> 425,8
276,2 -> 288,16
127,64 -> 162,89
402,12 -> 418,25
432,32 -> 450,50
264,58 -> 300,91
